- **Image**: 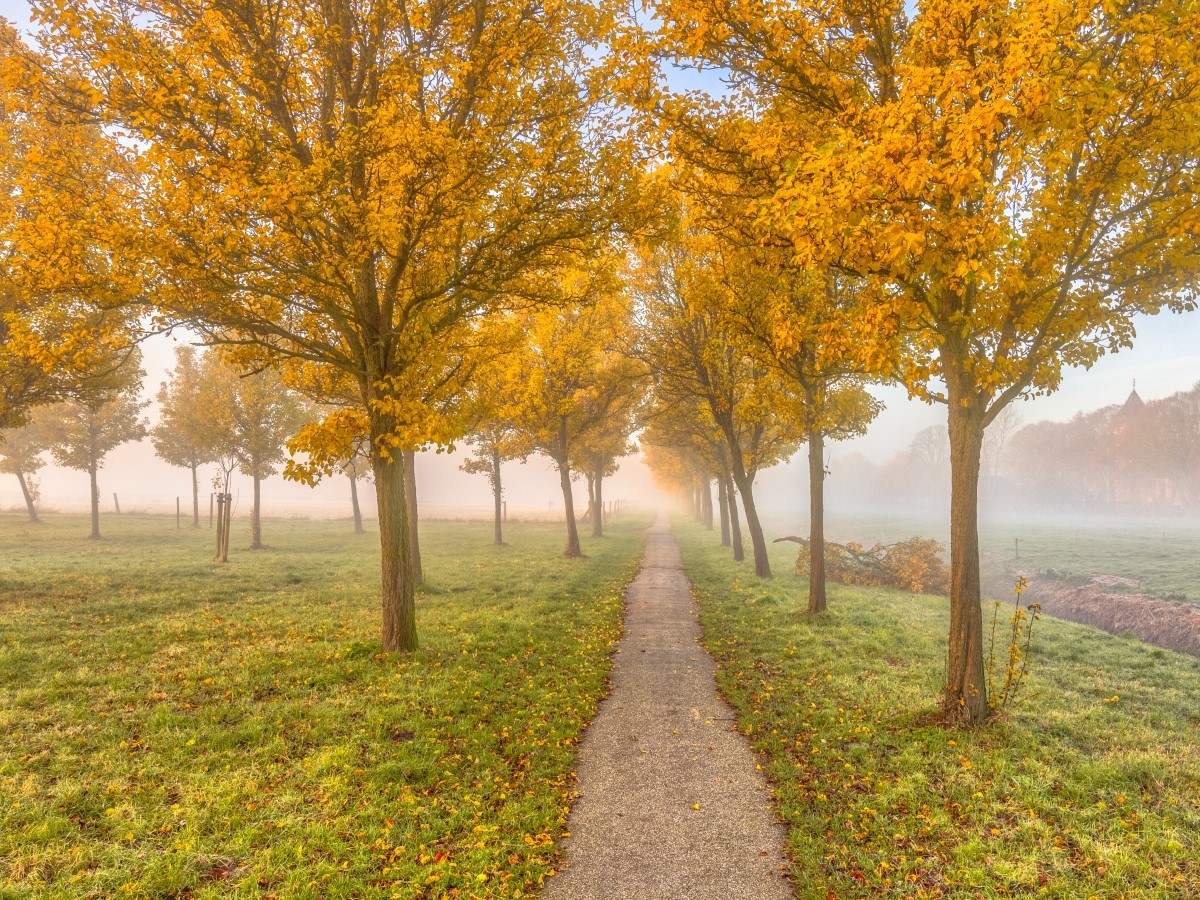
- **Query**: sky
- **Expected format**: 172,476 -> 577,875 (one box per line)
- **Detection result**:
3,0 -> 1198,523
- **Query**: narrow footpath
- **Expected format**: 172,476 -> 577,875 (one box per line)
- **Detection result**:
544,514 -> 792,899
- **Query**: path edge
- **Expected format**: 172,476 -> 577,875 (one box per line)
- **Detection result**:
542,518 -> 653,884
673,513 -> 799,895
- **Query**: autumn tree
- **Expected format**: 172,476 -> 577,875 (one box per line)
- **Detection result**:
460,421 -> 517,546
39,0 -> 641,651
503,278 -> 640,557
0,24 -> 140,431
620,86 -> 893,608
240,372 -> 308,549
642,393 -> 742,557
573,427 -> 633,538
35,350 -> 148,538
715,254 -> 884,612
199,355 -> 307,551
188,356 -> 240,561
636,237 -> 802,577
0,422 -> 47,522
641,443 -> 693,508
570,351 -> 645,538
150,345 -> 215,528
643,0 -> 1200,722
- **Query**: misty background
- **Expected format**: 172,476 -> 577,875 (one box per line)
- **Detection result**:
4,314 -> 1197,535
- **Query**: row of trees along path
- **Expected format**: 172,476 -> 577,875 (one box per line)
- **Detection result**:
2,0 -> 1200,724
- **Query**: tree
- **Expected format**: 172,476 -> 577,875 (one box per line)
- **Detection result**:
0,422 -> 46,522
911,426 -> 950,471
981,405 -> 1023,502
35,350 -> 147,538
232,369 -> 307,551
41,0 -> 641,651
641,392 -> 742,557
339,439 -> 373,535
460,423 -> 516,547
909,425 -> 951,511
1150,385 -> 1200,512
0,24 -> 140,432
636,237 -> 802,577
573,428 -> 633,538
571,350 -> 645,538
197,355 -> 307,551
643,0 -> 1200,722
503,278 -> 639,557
715,254 -> 884,612
151,346 -> 214,528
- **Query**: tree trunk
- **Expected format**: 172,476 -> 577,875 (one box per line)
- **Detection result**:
558,418 -> 582,557
16,471 -> 38,523
222,491 -> 232,560
726,475 -> 745,562
559,461 -> 583,557
214,493 -> 226,561
492,446 -> 504,546
584,471 -> 597,526
404,449 -> 422,584
944,396 -> 989,723
350,473 -> 364,533
701,475 -> 714,530
88,461 -> 100,539
190,452 -> 200,528
807,430 -> 827,614
717,475 -> 730,547
592,465 -> 604,535
728,457 -> 771,578
250,472 -> 263,549
374,451 -> 417,652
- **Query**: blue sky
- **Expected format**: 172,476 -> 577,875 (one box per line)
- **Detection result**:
0,0 -> 25,28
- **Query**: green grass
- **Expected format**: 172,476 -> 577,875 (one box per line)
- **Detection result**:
0,511 -> 650,899
804,511 -> 1200,603
677,519 -> 1200,899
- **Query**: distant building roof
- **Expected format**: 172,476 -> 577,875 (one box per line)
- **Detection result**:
1118,384 -> 1145,416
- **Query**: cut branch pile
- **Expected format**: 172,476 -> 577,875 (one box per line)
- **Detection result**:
776,536 -> 950,595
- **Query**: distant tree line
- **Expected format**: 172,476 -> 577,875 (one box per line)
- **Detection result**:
1009,386 -> 1200,514
823,386 -> 1200,517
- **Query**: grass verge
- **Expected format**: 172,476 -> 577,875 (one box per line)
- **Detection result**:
0,511 -> 649,899
676,518 -> 1200,899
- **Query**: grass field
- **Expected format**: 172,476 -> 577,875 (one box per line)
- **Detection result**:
0,511 -> 649,899
677,519 -> 1200,899
768,510 -> 1200,604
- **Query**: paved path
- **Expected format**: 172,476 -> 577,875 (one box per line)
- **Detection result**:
543,514 -> 792,899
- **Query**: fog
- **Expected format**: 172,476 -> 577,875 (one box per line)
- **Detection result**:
4,309 -> 1197,530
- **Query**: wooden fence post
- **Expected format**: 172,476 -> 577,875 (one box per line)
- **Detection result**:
214,494 -> 225,560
